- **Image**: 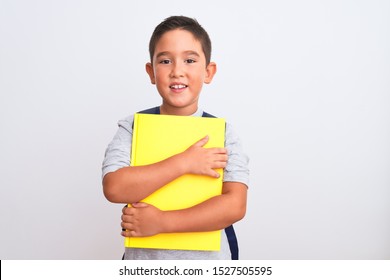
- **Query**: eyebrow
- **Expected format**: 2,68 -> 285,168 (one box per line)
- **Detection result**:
155,50 -> 201,59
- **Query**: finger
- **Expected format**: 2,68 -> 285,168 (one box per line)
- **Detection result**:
214,153 -> 228,162
121,230 -> 137,237
212,161 -> 227,169
204,169 -> 221,178
121,213 -> 134,223
193,135 -> 209,147
123,207 -> 136,215
121,221 -> 135,230
122,204 -> 129,214
129,230 -> 139,237
210,147 -> 227,155
122,230 -> 139,237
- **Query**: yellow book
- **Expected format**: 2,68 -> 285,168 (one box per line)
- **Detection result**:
125,113 -> 225,251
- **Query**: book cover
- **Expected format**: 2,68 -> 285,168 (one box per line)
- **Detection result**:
125,113 -> 225,251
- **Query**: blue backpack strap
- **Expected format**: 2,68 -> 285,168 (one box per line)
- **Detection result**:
201,111 -> 216,118
137,106 -> 161,115
225,225 -> 239,260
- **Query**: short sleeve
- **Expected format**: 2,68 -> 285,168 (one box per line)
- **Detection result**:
223,123 -> 250,187
102,115 -> 134,179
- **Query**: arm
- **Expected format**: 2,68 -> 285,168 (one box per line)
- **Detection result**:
121,182 -> 247,237
103,136 -> 227,204
119,121 -> 249,237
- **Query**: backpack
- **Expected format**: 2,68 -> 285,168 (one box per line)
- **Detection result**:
123,106 -> 239,260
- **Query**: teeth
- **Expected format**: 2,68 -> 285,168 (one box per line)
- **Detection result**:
170,84 -> 187,89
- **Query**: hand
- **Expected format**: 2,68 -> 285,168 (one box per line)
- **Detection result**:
180,136 -> 228,178
121,203 -> 164,237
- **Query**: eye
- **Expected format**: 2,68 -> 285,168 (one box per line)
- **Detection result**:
185,59 -> 196,64
159,59 -> 171,64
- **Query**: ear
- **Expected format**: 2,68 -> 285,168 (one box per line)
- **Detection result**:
204,62 -> 217,84
145,62 -> 156,84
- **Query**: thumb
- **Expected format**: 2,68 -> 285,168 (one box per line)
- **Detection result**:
193,135 -> 209,147
131,202 -> 149,208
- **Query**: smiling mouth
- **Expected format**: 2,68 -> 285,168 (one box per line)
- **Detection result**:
169,84 -> 188,89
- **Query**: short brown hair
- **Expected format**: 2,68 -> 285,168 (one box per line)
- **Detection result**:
149,16 -> 212,65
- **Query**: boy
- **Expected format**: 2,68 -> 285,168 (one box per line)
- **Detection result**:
102,16 -> 249,260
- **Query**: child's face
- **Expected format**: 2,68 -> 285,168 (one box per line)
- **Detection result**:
146,29 -> 216,115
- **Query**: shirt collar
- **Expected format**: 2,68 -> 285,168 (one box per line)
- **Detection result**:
191,107 -> 203,117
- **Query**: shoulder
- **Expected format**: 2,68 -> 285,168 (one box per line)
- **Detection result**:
117,114 -> 135,133
201,111 -> 240,142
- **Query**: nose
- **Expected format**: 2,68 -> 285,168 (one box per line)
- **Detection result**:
170,62 -> 184,78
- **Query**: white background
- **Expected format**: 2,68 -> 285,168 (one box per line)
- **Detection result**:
0,0 -> 389,259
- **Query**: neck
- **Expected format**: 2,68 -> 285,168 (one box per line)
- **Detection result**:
159,105 -> 198,116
